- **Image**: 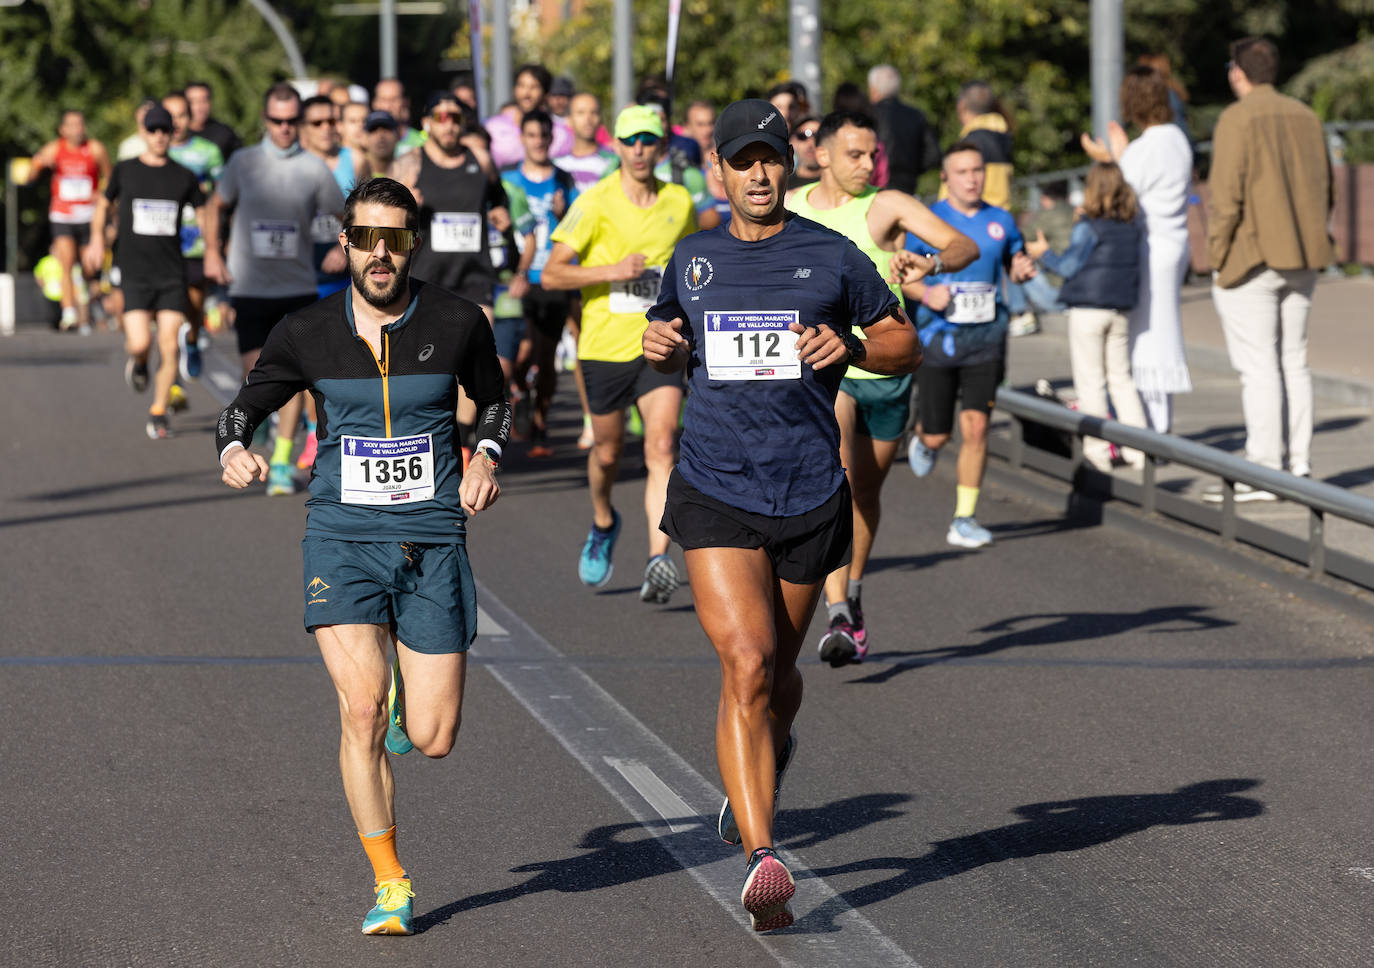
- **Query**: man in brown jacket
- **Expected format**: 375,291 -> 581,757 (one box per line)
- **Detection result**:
1207,37 -> 1333,500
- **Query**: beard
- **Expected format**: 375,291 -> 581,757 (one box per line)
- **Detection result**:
350,254 -> 411,308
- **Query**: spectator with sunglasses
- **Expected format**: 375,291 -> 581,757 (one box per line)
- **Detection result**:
215,176 -> 509,937
203,82 -> 346,494
543,105 -> 697,603
789,115 -> 822,188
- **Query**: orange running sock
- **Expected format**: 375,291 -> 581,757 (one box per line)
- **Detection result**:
359,826 -> 406,884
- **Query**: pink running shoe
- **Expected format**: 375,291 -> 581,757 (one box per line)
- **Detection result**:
297,432 -> 319,469
740,847 -> 795,932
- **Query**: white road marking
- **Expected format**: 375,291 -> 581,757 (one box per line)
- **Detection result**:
473,579 -> 922,968
475,604 -> 507,637
605,757 -> 700,834
1349,868 -> 1374,883
209,370 -> 239,393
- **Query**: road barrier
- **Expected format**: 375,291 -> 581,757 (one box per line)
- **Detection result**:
991,385 -> 1374,591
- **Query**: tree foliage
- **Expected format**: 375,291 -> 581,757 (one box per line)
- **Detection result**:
535,0 -> 1374,181
0,0 -> 295,160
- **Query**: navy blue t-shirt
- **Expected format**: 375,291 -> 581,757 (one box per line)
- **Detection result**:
649,215 -> 901,516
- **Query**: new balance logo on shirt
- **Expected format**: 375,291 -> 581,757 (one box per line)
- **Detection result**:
793,268 -> 811,279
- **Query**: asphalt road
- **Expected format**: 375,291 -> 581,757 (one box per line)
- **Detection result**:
3,327 -> 1373,968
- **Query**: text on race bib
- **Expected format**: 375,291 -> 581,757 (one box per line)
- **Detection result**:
431,212 -> 482,253
311,212 -> 342,245
250,220 -> 300,259
58,176 -> 94,202
945,282 -> 996,324
339,434 -> 435,505
131,199 -> 180,237
703,310 -> 801,381
608,266 -> 663,315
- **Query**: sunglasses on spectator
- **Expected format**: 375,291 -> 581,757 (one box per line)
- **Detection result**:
306,117 -> 336,127
619,133 -> 661,147
345,226 -> 418,251
431,110 -> 462,124
265,115 -> 300,127
796,127 -> 818,141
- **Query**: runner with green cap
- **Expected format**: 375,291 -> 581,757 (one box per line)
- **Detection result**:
542,104 -> 698,603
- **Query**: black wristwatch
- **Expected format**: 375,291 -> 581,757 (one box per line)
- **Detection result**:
840,330 -> 867,365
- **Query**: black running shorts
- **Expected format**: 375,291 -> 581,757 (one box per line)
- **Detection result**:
232,294 -> 318,356
661,469 -> 852,585
916,358 -> 1005,436
581,357 -> 684,415
122,279 -> 188,315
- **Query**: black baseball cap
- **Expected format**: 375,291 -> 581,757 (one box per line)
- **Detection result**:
713,98 -> 789,161
143,105 -> 174,132
364,110 -> 398,132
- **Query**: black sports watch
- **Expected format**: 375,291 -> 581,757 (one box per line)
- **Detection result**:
840,330 -> 867,365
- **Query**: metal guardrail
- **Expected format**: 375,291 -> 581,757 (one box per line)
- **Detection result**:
991,386 -> 1374,591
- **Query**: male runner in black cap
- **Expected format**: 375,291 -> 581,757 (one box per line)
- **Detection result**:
644,99 -> 924,931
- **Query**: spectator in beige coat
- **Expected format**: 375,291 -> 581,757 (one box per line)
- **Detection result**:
1206,37 -> 1334,500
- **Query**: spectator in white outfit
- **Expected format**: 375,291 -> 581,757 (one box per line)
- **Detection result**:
1082,66 -> 1194,435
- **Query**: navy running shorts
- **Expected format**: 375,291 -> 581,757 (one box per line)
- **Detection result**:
302,537 -> 478,654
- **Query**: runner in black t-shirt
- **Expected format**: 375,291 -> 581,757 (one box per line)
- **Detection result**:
643,99 -> 924,932
83,104 -> 205,440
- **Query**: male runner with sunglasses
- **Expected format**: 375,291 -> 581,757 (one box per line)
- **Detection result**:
543,105 -> 697,603
203,82 -> 347,494
216,177 -> 509,936
392,92 -> 506,320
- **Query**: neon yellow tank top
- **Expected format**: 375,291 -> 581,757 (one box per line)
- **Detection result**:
788,183 -> 903,380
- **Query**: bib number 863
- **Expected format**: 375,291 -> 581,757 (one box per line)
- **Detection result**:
359,456 -> 426,484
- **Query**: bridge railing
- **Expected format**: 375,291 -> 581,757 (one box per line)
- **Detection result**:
991,386 -> 1374,592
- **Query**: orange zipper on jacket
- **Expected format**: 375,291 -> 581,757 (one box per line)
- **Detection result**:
365,330 -> 391,437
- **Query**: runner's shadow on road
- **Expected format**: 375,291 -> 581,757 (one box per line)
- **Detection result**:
848,604 -> 1234,685
413,792 -> 910,934
790,778 -> 1263,934
864,550 -> 968,575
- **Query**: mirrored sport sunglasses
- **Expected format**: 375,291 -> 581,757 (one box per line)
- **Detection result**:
618,132 -> 661,147
345,226 -> 418,251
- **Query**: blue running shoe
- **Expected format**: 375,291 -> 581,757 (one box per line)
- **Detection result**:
361,878 -> 414,935
947,516 -> 993,548
178,321 -> 202,381
578,510 -> 620,587
719,731 -> 797,846
908,437 -> 938,477
265,462 -> 295,496
386,655 -> 413,756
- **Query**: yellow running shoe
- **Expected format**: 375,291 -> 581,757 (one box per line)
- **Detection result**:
361,878 -> 414,935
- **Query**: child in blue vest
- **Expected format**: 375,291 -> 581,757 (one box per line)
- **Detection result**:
1026,162 -> 1149,470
